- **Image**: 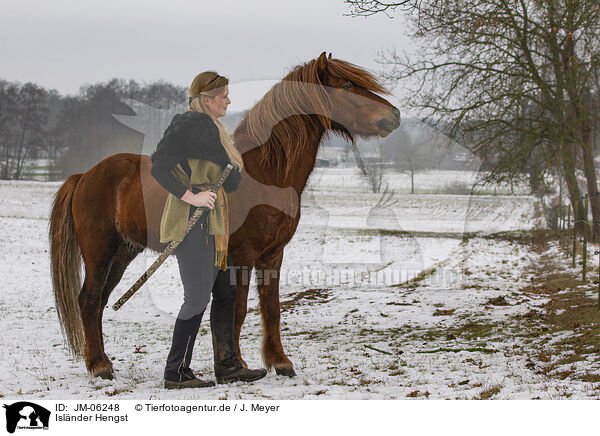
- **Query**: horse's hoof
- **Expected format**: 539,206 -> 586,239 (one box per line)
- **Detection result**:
93,367 -> 114,380
96,370 -> 114,380
275,365 -> 296,377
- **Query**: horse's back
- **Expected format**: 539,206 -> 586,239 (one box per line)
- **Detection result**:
71,153 -> 167,251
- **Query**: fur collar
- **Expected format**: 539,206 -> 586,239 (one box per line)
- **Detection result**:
151,111 -> 241,192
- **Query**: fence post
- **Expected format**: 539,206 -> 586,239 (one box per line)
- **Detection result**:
562,205 -> 567,244
598,247 -> 600,309
558,205 -> 562,244
583,194 -> 589,282
567,205 -> 571,254
573,200 -> 578,267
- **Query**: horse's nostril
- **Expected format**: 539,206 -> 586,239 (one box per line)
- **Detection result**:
377,108 -> 401,132
377,118 -> 397,132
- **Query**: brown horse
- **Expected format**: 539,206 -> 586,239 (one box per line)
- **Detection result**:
49,52 -> 400,379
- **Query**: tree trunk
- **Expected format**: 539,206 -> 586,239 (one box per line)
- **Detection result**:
560,145 -> 584,234
580,128 -> 599,242
2,141 -> 9,180
14,96 -> 32,180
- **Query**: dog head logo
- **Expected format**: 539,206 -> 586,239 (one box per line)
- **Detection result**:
3,402 -> 50,433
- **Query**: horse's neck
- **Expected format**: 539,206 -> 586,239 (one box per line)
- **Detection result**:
288,127 -> 324,194
241,119 -> 325,194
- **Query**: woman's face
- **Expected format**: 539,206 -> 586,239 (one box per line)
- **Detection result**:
204,86 -> 230,120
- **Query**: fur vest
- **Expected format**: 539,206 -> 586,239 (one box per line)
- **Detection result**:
150,111 -> 241,269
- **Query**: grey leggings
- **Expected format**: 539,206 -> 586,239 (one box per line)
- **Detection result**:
174,210 -> 235,320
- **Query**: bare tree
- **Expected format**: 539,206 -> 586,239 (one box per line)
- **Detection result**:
12,83 -> 48,179
0,81 -> 19,179
346,0 -> 600,239
381,125 -> 449,193
0,82 -> 48,179
52,78 -> 187,176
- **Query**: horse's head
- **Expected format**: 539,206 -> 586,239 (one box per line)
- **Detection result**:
240,53 -> 401,177
315,52 -> 400,139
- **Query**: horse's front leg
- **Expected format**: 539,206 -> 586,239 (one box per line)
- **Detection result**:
233,264 -> 251,368
255,250 -> 296,377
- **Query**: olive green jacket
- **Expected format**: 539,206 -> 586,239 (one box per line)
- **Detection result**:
159,159 -> 227,244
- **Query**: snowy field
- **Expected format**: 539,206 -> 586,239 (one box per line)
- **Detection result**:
1,168 -> 599,400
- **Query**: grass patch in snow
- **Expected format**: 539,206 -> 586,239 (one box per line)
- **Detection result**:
513,233 -> 600,384
477,383 -> 502,400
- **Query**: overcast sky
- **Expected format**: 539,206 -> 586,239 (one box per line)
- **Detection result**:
0,0 -> 411,109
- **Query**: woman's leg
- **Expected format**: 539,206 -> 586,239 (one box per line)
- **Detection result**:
210,255 -> 267,384
163,311 -> 204,383
164,216 -> 217,388
175,216 -> 218,321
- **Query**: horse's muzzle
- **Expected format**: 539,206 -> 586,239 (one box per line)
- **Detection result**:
377,108 -> 401,133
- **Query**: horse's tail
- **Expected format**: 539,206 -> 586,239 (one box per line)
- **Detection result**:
49,173 -> 85,357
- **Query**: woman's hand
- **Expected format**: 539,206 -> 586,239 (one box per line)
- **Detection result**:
181,190 -> 217,209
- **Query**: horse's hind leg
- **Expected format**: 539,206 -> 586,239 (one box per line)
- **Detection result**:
96,243 -> 140,377
78,234 -> 120,379
79,266 -> 112,378
255,250 -> 296,377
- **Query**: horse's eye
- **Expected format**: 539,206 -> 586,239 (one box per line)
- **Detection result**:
342,82 -> 353,90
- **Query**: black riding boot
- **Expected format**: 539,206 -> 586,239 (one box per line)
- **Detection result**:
211,269 -> 267,384
164,311 -> 215,389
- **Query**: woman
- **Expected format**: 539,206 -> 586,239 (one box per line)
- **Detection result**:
150,71 -> 267,389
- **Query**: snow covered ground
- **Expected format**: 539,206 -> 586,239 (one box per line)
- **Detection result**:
1,169 -> 598,400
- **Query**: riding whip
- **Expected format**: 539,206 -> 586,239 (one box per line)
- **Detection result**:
112,163 -> 234,311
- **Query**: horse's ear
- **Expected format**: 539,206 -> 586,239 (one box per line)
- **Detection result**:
328,52 -> 332,60
316,52 -> 328,82
316,52 -> 328,71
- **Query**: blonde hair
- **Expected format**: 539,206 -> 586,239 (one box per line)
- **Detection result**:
188,71 -> 243,169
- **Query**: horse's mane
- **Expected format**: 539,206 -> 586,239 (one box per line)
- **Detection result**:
236,57 -> 389,178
